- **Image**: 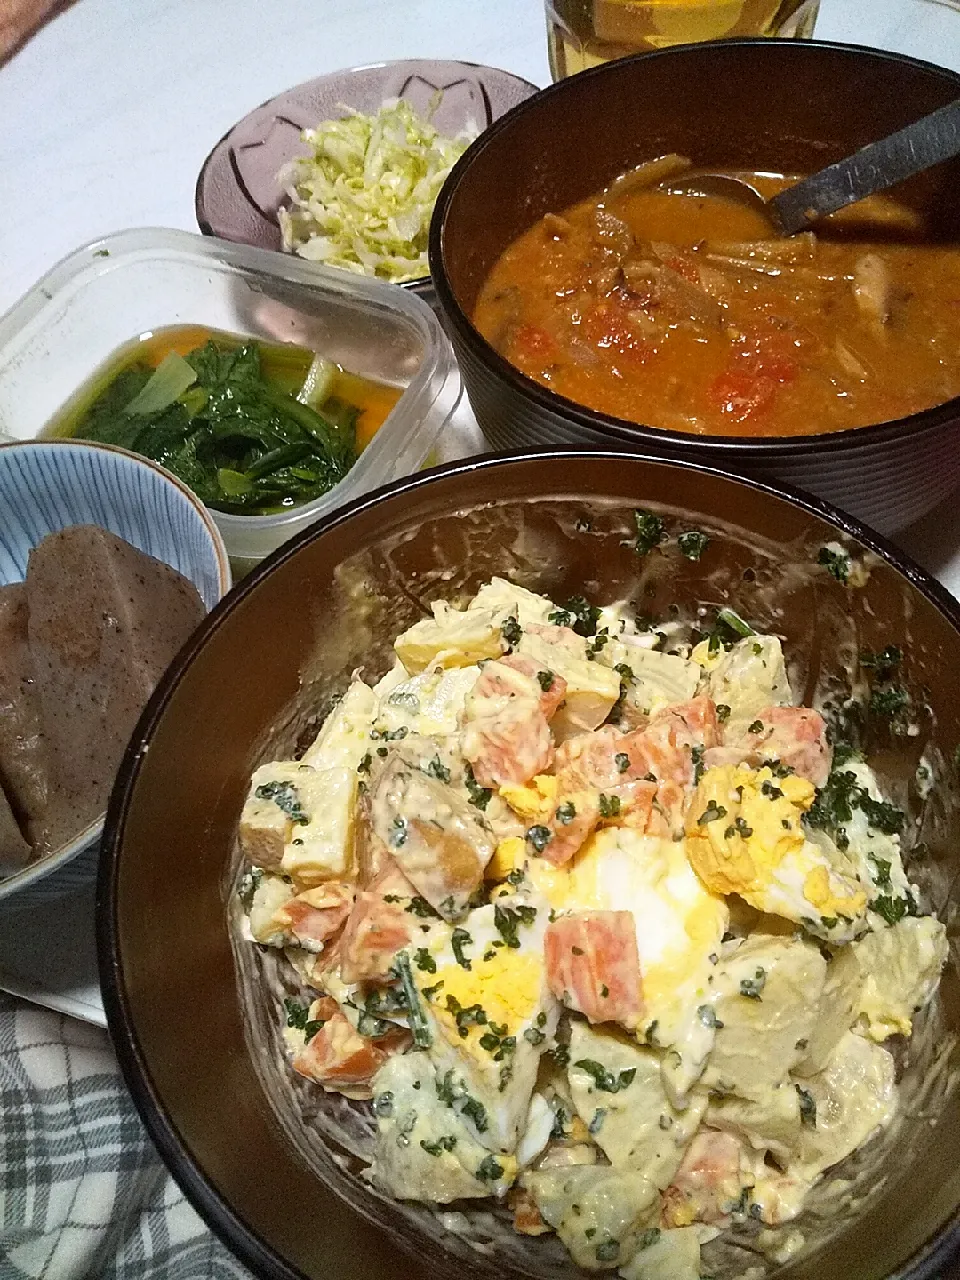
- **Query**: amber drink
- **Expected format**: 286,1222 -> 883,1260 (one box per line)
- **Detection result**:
546,0 -> 819,78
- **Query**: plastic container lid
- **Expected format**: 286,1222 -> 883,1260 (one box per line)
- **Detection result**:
0,228 -> 462,561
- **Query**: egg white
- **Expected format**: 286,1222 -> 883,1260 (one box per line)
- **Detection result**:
529,827 -> 729,1102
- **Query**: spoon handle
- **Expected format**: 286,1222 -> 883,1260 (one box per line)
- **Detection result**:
770,98 -> 960,236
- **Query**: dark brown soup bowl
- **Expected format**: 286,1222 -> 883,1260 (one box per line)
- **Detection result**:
428,40 -> 960,536
98,452 -> 960,1280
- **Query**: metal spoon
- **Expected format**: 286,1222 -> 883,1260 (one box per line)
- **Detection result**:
661,97 -> 960,236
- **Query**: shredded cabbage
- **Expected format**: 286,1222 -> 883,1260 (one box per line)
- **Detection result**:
277,98 -> 475,283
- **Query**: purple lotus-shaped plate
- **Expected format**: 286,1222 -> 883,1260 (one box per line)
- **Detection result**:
195,59 -> 540,299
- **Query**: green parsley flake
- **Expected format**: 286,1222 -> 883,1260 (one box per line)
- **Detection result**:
818,546 -> 850,583
501,616 -> 522,648
860,644 -> 902,675
451,928 -> 473,970
426,756 -> 451,783
464,765 -> 493,810
255,780 -> 309,825
739,967 -> 766,1000
796,1085 -> 817,1127
421,1135 -> 457,1156
476,1154 -> 504,1181
494,902 -> 537,949
526,824 -> 552,853
677,530 -> 710,561
598,793 -> 621,819
238,866 -> 263,912
548,595 -> 602,637
633,509 -> 666,556
573,1059 -> 637,1093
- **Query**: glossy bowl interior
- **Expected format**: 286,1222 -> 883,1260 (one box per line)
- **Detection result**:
430,40 -> 960,534
195,58 -> 540,303
0,439 -> 229,907
100,451 -> 960,1280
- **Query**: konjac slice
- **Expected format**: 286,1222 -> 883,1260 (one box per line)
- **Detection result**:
0,584 -> 48,843
0,784 -> 31,872
26,525 -> 204,854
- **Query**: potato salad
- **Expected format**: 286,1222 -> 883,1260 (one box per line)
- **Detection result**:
235,577 -> 947,1280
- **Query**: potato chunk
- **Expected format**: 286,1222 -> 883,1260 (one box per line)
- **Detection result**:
368,755 -> 494,917
239,760 -> 358,882
394,604 -> 503,672
701,936 -> 826,1099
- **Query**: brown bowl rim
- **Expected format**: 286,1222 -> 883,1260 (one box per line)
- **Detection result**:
428,36 -> 960,457
97,447 -> 960,1280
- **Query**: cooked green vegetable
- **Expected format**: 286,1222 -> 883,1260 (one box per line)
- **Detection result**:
71,338 -> 361,516
124,351 -> 198,416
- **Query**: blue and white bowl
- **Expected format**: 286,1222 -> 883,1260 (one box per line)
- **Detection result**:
0,440 -> 230,906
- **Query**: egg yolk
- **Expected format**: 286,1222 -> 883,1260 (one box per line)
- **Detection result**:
685,764 -> 814,898
427,953 -> 543,1060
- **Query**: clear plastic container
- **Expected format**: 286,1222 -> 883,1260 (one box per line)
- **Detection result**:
0,229 -> 462,563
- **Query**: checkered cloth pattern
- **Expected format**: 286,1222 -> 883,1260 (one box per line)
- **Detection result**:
0,993 -> 252,1280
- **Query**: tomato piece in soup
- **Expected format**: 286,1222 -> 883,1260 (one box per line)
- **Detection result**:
511,324 -> 555,365
707,368 -> 779,426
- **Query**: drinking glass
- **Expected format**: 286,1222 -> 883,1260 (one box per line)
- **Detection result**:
546,0 -> 820,79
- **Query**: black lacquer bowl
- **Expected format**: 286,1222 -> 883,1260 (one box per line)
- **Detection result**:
429,40 -> 960,535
